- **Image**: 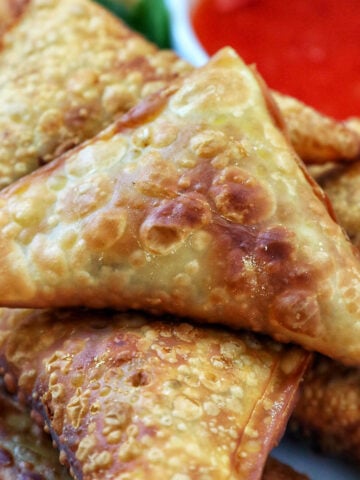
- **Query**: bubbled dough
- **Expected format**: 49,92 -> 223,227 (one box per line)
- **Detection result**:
1,48 -> 360,365
0,0 -> 190,188
0,308 -> 310,480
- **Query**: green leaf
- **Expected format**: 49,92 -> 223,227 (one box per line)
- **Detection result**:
95,0 -> 171,49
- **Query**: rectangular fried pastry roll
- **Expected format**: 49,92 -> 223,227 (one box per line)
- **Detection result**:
0,0 -> 190,188
0,308 -> 311,480
290,355 -> 360,464
0,48 -> 360,364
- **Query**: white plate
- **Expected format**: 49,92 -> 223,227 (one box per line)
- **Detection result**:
165,1 -> 360,478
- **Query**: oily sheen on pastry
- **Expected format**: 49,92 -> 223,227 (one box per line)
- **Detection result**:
1,0 -> 359,192
0,386 -> 71,480
291,355 -> 360,464
0,389 -> 309,480
0,307 -> 311,480
273,92 -> 360,164
312,161 -> 360,249
0,0 -> 190,188
0,48 -> 360,364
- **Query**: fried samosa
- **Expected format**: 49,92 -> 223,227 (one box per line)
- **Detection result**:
291,355 -> 360,464
0,386 -> 71,479
0,307 -> 311,480
312,161 -> 360,249
290,153 -> 360,463
273,92 -> 360,165
0,48 -> 360,364
0,0 -> 29,37
1,0 -> 359,192
0,389 -> 310,480
0,0 -> 190,188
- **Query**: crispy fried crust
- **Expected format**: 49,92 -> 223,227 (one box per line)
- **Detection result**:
0,389 -> 309,480
0,0 -> 29,37
0,0 -> 190,188
0,308 -> 311,480
0,387 -> 70,479
274,92 -> 360,164
0,0 -> 357,191
291,355 -> 360,464
312,161 -> 360,249
0,48 -> 359,364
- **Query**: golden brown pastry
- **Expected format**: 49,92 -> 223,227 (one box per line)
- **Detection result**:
0,48 -> 359,364
312,161 -> 360,249
273,92 -> 360,164
291,355 -> 360,464
0,0 -> 28,37
0,387 -> 310,480
1,0 -> 358,192
0,386 -> 71,479
0,0 -> 190,188
0,307 -> 311,480
291,153 -> 360,463
346,118 -> 360,136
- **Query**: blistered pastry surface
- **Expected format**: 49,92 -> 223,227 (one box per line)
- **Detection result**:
0,308 -> 310,480
291,355 -> 360,464
274,92 -> 360,164
314,161 -> 360,249
0,48 -> 360,364
0,386 -> 70,479
0,0 -> 190,188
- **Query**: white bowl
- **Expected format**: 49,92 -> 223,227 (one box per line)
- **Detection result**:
165,0 -> 208,66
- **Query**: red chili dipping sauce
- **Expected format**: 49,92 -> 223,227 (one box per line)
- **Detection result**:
192,0 -> 360,119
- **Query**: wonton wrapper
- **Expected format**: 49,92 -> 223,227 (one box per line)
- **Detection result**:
291,355 -> 360,464
0,0 -> 190,188
0,48 -> 360,364
0,308 -> 311,480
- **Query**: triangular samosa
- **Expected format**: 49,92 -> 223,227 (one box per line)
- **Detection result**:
1,0 -> 359,191
291,355 -> 360,464
0,0 -> 190,187
0,48 -> 360,364
274,92 -> 360,164
0,387 -> 309,480
311,161 -> 360,249
291,158 -> 360,464
0,308 -> 311,480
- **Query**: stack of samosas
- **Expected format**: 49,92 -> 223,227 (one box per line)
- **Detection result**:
0,1 -> 360,478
